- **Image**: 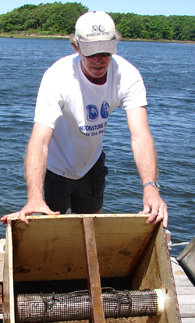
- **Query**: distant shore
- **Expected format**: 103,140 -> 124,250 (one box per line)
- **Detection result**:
0,32 -> 70,40
0,32 -> 195,44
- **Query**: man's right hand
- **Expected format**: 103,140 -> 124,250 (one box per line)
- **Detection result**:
1,199 -> 60,225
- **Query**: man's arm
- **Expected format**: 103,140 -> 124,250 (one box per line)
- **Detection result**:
126,107 -> 168,227
1,122 -> 60,224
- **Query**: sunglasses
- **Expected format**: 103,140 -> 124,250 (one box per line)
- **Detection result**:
83,53 -> 112,58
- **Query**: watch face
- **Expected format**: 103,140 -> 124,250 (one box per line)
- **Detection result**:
154,182 -> 160,190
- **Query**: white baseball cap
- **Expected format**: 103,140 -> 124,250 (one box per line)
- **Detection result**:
75,11 -> 117,56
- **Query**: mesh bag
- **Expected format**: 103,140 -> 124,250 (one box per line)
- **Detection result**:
15,288 -> 159,323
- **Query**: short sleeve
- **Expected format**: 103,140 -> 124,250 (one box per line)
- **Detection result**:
34,68 -> 64,129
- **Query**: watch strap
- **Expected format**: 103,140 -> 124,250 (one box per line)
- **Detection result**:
143,181 -> 160,191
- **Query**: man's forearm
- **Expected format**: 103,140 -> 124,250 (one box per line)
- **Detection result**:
126,107 -> 158,186
131,131 -> 158,186
126,108 -> 168,227
24,123 -> 53,202
24,140 -> 48,201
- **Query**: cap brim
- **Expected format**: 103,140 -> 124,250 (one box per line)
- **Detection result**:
79,39 -> 117,56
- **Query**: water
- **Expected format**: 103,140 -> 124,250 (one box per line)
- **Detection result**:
0,38 -> 195,257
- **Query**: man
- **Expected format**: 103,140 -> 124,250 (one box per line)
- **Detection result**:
1,11 -> 168,226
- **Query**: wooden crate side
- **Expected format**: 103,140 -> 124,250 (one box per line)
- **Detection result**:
131,225 -> 162,290
131,224 -> 181,323
0,239 -> 5,283
94,216 -> 155,278
3,215 -> 182,323
12,214 -> 153,282
158,229 -> 181,323
13,217 -> 87,281
3,221 -> 15,323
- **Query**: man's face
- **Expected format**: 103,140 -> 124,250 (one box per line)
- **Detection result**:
79,52 -> 112,85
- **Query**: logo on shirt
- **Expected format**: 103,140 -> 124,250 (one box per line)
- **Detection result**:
101,100 -> 109,119
86,101 -> 110,121
86,105 -> 99,121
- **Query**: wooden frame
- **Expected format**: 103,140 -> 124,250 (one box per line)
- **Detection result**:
3,214 -> 181,323
82,217 -> 105,323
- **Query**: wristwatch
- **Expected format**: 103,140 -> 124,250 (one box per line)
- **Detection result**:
143,181 -> 160,191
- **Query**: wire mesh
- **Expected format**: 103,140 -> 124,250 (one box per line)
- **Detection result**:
15,288 -> 159,323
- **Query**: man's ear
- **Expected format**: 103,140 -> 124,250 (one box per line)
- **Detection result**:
76,45 -> 81,55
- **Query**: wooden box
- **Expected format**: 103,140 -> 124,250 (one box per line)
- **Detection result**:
3,214 -> 181,323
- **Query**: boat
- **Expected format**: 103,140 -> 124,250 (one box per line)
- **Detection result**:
1,214 -> 183,322
177,236 -> 195,287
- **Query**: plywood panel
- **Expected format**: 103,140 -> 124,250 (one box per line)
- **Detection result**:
12,214 -> 153,282
13,216 -> 86,281
131,225 -> 181,323
94,215 -> 155,277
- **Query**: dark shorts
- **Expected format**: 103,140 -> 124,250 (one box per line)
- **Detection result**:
44,151 -> 108,214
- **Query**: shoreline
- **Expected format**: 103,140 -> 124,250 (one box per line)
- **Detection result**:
0,33 -> 70,40
0,32 -> 195,44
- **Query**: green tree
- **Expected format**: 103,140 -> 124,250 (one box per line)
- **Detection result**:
0,4 -> 195,41
0,2 -> 88,34
55,2 -> 88,34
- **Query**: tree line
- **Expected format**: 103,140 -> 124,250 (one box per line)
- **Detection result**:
0,2 -> 195,41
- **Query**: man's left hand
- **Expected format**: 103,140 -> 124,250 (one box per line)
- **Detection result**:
141,186 -> 168,228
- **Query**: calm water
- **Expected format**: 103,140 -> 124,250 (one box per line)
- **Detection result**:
0,38 -> 195,257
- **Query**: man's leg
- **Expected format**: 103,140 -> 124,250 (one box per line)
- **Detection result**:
71,152 -> 108,214
44,169 -> 73,214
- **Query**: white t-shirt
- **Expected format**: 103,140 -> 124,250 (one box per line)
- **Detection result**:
34,53 -> 147,179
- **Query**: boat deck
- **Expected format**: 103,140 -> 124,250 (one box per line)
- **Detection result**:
171,256 -> 195,323
0,239 -> 194,322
